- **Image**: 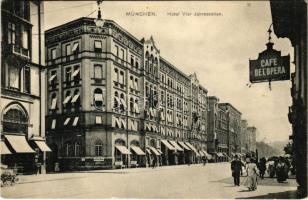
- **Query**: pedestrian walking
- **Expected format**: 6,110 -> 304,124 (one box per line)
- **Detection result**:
152,156 -> 157,169
258,157 -> 266,179
244,158 -> 259,191
202,156 -> 207,166
276,157 -> 288,182
231,155 -> 244,186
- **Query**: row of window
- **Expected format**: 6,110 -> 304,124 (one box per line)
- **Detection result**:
50,116 -> 79,130
62,142 -> 103,157
49,64 -> 106,89
114,44 -> 141,69
2,0 -> 30,21
50,42 -> 79,60
112,117 -> 139,131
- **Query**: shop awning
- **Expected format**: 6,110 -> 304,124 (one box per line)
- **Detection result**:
168,140 -> 184,151
157,149 -> 162,154
185,142 -> 197,152
115,145 -> 131,155
146,149 -> 152,155
199,151 -> 205,157
1,141 -> 12,155
231,153 -> 235,157
131,146 -> 145,156
202,150 -> 212,159
161,140 -> 176,151
217,152 -> 224,157
5,135 -> 35,153
34,141 -> 52,152
178,141 -> 191,151
223,152 -> 229,158
148,147 -> 160,156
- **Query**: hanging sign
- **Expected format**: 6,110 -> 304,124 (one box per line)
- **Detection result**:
249,42 -> 290,83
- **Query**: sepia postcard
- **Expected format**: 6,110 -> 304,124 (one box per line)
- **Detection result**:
0,0 -> 307,199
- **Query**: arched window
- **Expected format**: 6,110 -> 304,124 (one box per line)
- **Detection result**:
150,139 -> 156,147
130,56 -> 134,67
129,76 -> 134,90
3,104 -> 28,134
115,139 -> 125,146
114,68 -> 119,82
94,88 -> 103,109
135,60 -> 139,69
119,71 -> 124,84
134,78 -> 138,91
130,140 -> 139,146
130,97 -> 134,112
114,91 -> 119,109
120,93 -> 125,111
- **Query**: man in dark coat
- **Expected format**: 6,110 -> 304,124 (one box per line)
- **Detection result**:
231,155 -> 244,186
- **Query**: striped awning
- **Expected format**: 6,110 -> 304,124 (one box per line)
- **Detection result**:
131,146 -> 145,156
168,140 -> 184,151
161,140 -> 176,151
178,141 -> 191,151
5,135 -> 35,153
0,141 -> 11,155
115,145 -> 131,155
185,142 -> 200,156
148,147 -> 160,156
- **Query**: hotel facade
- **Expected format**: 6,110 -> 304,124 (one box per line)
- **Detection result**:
44,17 -> 209,171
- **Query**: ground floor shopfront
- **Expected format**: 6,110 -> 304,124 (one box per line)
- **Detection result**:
1,135 -> 51,174
46,128 -> 211,171
0,101 -> 51,174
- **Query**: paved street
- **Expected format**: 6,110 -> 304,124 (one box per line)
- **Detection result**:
1,163 -> 297,199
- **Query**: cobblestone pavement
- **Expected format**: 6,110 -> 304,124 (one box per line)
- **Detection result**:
1,163 -> 298,199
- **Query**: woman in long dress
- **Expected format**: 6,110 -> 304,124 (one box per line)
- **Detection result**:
244,158 -> 259,191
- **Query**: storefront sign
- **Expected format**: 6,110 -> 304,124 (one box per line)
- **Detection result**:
93,157 -> 104,161
249,43 -> 290,83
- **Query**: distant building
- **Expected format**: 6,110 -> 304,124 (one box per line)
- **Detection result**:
0,0 -> 49,174
219,103 -> 242,157
207,96 -> 229,161
247,126 -> 256,153
240,119 -> 248,154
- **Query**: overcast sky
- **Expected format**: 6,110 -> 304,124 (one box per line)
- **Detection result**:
44,1 -> 294,143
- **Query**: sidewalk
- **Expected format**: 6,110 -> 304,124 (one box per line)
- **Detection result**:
18,163 -> 223,184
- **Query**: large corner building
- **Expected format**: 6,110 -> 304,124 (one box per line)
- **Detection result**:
44,18 -> 209,171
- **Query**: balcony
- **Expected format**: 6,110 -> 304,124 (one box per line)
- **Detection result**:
2,43 -> 30,60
